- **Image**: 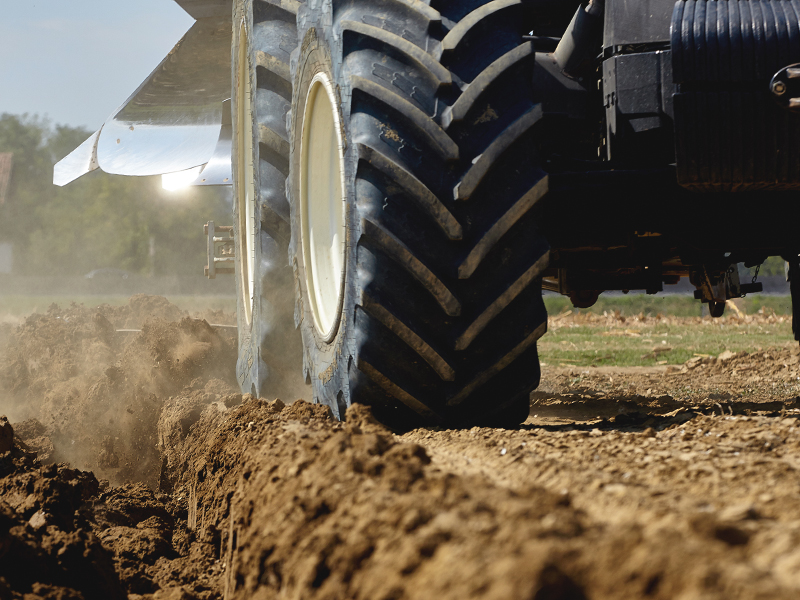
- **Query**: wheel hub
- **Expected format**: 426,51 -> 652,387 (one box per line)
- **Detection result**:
300,72 -> 347,339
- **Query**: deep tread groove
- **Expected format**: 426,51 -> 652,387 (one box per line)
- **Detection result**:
350,75 -> 459,160
442,42 -> 534,128
259,124 -> 291,156
361,218 -> 461,317
458,173 -> 547,278
453,104 -> 542,200
258,66 -> 293,100
357,360 -> 444,421
341,20 -> 452,87
258,142 -> 289,177
357,142 -> 462,240
361,294 -> 456,381
261,205 -> 291,245
447,322 -> 547,407
456,252 -> 549,351
259,0 -> 301,17
438,0 -> 521,59
388,0 -> 443,24
256,50 -> 292,81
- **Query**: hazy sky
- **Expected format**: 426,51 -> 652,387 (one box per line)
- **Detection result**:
0,0 -> 195,131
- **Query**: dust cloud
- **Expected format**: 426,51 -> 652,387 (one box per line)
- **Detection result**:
252,256 -> 310,404
0,295 -> 240,487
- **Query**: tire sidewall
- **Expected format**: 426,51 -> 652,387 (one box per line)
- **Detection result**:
232,0 -> 267,396
289,19 -> 359,418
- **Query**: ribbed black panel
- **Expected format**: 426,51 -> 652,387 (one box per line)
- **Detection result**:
674,91 -> 800,190
672,0 -> 800,83
672,0 -> 800,191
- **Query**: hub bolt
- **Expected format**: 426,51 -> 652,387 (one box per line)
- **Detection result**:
773,81 -> 787,96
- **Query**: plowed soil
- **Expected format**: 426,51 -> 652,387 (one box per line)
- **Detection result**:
2,297 -> 800,599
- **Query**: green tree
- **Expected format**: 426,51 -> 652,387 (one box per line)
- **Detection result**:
0,114 -> 54,254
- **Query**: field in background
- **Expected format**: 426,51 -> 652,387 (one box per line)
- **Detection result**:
541,295 -> 794,368
543,293 -> 793,317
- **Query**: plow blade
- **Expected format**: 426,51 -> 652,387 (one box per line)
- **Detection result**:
54,9 -> 232,187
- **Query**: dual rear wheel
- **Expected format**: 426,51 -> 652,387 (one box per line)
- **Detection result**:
233,0 -> 551,428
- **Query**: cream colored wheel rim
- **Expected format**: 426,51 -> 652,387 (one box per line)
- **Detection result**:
300,72 -> 347,340
236,21 -> 256,325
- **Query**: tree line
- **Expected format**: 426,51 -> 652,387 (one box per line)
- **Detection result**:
0,113 -> 230,277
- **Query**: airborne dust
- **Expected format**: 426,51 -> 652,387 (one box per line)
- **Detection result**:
1,298 -> 800,599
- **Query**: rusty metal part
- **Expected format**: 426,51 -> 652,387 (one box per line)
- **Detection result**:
690,267 -> 730,305
690,266 -> 762,317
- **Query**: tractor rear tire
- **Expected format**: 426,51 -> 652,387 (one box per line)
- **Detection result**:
287,0 -> 550,427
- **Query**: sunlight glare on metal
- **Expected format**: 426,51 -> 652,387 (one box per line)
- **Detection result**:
162,165 -> 203,191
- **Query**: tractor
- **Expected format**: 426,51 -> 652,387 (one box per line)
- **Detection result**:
55,0 -> 800,427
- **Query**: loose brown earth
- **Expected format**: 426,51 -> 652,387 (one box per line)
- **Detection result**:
1,297 -> 800,599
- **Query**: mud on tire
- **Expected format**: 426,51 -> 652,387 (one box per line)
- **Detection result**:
232,0 -> 306,401
287,0 -> 550,428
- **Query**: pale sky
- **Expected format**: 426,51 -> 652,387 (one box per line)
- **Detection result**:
0,0 -> 196,130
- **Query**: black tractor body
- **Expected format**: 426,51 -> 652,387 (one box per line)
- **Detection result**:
540,0 -> 800,319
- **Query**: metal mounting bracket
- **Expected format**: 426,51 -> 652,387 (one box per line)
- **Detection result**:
691,266 -> 762,307
204,221 -> 234,279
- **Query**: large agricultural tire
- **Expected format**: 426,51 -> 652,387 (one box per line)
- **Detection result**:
287,0 -> 551,428
232,0 -> 306,401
